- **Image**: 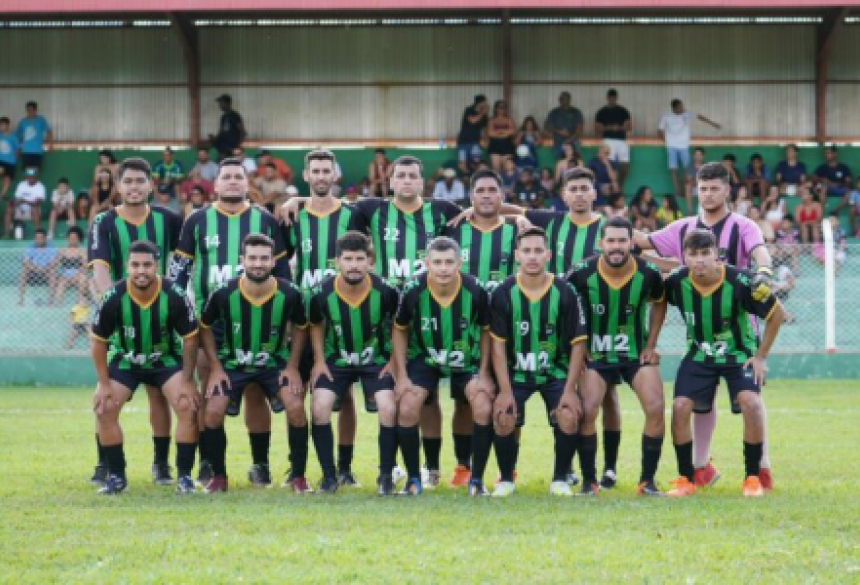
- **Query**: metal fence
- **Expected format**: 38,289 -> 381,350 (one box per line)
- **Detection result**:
2,243 -> 857,356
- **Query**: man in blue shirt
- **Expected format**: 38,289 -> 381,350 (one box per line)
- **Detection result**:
774,144 -> 807,196
0,116 -> 19,204
18,228 -> 57,306
812,145 -> 852,200
15,101 -> 52,170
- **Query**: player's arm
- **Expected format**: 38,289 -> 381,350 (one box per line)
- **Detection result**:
390,325 -> 412,399
168,218 -> 197,289
633,228 -> 654,251
282,285 -> 309,393
180,333 -> 199,383
90,294 -> 119,413
559,339 -> 586,419
642,300 -> 667,365
445,201 -> 524,228
697,113 -> 722,130
87,214 -> 115,296
745,300 -> 785,386
489,289 -> 516,420
749,227 -> 774,301
90,337 -> 111,389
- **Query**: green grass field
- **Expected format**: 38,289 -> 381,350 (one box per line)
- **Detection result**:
2,381 -> 859,583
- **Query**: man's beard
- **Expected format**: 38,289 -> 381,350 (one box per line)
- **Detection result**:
245,271 -> 270,284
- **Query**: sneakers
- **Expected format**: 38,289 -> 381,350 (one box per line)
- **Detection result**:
421,466 -> 441,489
492,481 -> 515,498
338,469 -> 361,488
759,468 -> 773,491
576,481 -> 600,497
196,460 -> 214,487
565,470 -> 580,487
90,463 -> 108,486
318,476 -> 339,494
97,473 -> 127,495
550,480 -> 573,497
693,461 -> 721,488
391,465 -> 407,487
742,475 -> 765,497
450,464 -> 471,487
468,479 -> 489,497
496,470 -> 518,484
399,477 -> 423,496
152,463 -> 174,486
665,476 -> 696,497
599,469 -> 617,490
283,474 -> 314,494
247,463 -> 272,487
637,480 -> 664,497
176,475 -> 196,494
376,474 -> 396,496
205,475 -> 228,493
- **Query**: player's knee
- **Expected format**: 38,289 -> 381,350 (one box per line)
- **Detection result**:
555,407 -> 578,434
311,400 -> 332,425
737,391 -> 762,416
376,396 -> 397,426
285,400 -> 308,427
470,397 -> 492,424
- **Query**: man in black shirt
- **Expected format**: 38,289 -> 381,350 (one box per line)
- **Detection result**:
595,89 -> 633,189
456,95 -> 488,175
209,94 -> 246,161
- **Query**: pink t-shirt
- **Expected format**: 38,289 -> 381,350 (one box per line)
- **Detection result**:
648,211 -> 765,268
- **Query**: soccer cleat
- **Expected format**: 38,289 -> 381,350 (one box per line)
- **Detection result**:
565,470 -> 580,487
693,461 -> 721,488
599,469 -> 618,490
376,474 -> 396,496
391,465 -> 407,487
97,474 -> 127,495
759,468 -> 773,491
204,475 -> 228,493
637,480 -> 664,497
283,475 -> 314,494
468,479 -> 489,497
576,481 -> 600,497
421,466 -> 441,489
196,460 -> 214,487
338,469 -> 361,488
247,463 -> 272,488
450,464 -> 471,487
152,463 -> 174,486
491,481 -> 516,498
318,476 -> 339,494
665,476 -> 696,497
90,463 -> 108,486
550,480 -> 574,497
742,475 -> 765,497
399,478 -> 423,496
176,475 -> 196,494
496,470 -> 519,484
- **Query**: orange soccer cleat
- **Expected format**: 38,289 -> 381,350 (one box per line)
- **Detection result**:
742,475 -> 765,497
665,476 -> 696,497
449,464 -> 472,487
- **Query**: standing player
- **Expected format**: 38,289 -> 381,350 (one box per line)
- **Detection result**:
567,217 -> 667,496
489,227 -> 588,497
634,161 -> 775,490
662,230 -> 783,497
307,232 -> 399,494
90,241 -> 200,494
199,234 -> 308,493
391,237 -> 495,496
170,158 -> 290,488
88,157 -> 183,486
441,168 -> 518,487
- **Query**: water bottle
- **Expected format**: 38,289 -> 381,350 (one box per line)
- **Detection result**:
14,224 -> 23,240
438,136 -> 446,149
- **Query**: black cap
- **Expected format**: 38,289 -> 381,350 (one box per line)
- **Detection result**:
215,94 -> 232,104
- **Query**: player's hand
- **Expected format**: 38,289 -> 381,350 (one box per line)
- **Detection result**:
472,372 -> 496,400
640,348 -> 661,366
556,390 -> 582,422
176,382 -> 200,413
311,362 -> 334,390
280,366 -> 305,396
279,198 -> 302,226
751,267 -> 773,302
207,370 -> 231,399
379,361 -> 395,380
446,207 -> 474,228
394,376 -> 415,402
92,382 -> 119,415
514,215 -> 533,233
743,356 -> 768,387
493,391 -> 517,429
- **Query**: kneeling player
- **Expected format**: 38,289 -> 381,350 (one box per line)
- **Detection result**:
663,230 -> 784,497
307,232 -> 400,494
199,234 -> 309,493
567,217 -> 667,496
489,227 -> 588,497
90,241 -> 200,494
392,237 -> 495,496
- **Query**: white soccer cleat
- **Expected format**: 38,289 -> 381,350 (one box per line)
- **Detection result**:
492,481 -> 516,498
550,480 -> 573,496
421,466 -> 441,489
391,466 -> 407,487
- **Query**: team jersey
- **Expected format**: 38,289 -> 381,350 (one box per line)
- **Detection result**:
664,265 -> 778,365
172,203 -> 289,314
490,275 -> 587,384
567,255 -> 665,365
91,276 -> 198,371
200,276 -> 308,372
356,198 -> 461,287
88,205 -> 183,279
525,210 -> 603,276
284,201 -> 366,291
648,211 -> 764,268
394,272 -> 490,376
308,274 -> 399,368
443,218 -> 518,292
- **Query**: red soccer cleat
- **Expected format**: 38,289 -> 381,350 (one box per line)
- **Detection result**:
693,461 -> 721,488
759,468 -> 773,491
205,475 -> 228,493
450,464 -> 471,487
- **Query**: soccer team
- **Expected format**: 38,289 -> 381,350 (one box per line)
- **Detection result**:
87,150 -> 784,498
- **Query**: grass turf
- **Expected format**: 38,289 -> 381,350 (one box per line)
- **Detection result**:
1,380 -> 859,583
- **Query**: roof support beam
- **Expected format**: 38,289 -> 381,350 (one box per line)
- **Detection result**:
169,12 -> 201,146
815,6 -> 848,144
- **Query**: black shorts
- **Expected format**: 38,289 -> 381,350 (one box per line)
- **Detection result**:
587,361 -> 647,387
304,347 -> 381,413
224,368 -> 286,417
407,358 -> 476,405
674,360 -> 760,415
21,153 -> 43,169
487,138 -> 515,157
314,361 -> 393,403
511,378 -> 566,428
0,162 -> 15,182
108,362 -> 182,395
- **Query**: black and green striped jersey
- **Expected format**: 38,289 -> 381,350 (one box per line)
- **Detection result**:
567,256 -> 665,365
308,274 -> 399,367
172,203 -> 289,314
443,219 -> 518,292
357,198 -> 461,287
91,277 -> 197,371
394,272 -> 490,375
490,275 -> 587,384
525,211 -> 603,276
200,276 -> 308,372
664,265 -> 778,365
284,201 -> 366,291
88,205 -> 182,279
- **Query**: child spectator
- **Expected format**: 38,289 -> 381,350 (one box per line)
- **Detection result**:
630,186 -> 658,231
48,177 -> 75,240
744,153 -> 772,206
184,185 -> 210,219
656,194 -> 684,228
88,167 -> 117,227
749,206 -> 775,243
605,193 -> 628,220
733,187 -> 751,217
762,189 -> 787,232
813,214 -> 847,270
795,185 -> 822,244
515,116 -> 541,163
774,214 -> 800,272
554,143 -> 583,186
66,290 -> 91,350
499,158 -> 519,200
368,148 -> 391,198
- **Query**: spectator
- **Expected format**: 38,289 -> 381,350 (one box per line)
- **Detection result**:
774,214 -> 800,273
795,185 -> 822,244
499,158 -> 519,200
515,144 -> 538,171
605,193 -> 628,220
343,184 -> 360,204
770,263 -> 796,324
47,177 -> 75,240
733,187 -> 751,218
432,168 -> 466,205
18,229 -> 56,305
464,145 -> 487,181
658,98 -> 721,198
587,144 -> 620,205
88,168 -> 117,227
762,189 -> 787,232
256,150 -> 294,185
75,191 -> 90,224
595,88 -> 633,189
515,116 -> 542,163
0,116 -> 19,208
685,146 -> 706,215
368,148 -> 391,198
539,167 -> 556,197
744,153 -> 772,206
184,184 -> 210,219
656,193 -> 683,228
486,100 -> 517,172
749,205 -> 775,242
15,101 -> 52,170
151,147 -> 185,209
721,154 -> 743,201
846,177 -> 860,236
456,95 -> 489,175
630,186 -> 658,232
12,167 -> 46,234
813,214 -> 847,269
231,146 -> 257,177
554,142 -> 583,186
188,146 -> 219,183
52,226 -> 87,306
91,150 -> 118,186
812,145 -> 852,204
544,91 -> 583,157
511,167 -> 547,210
774,144 -> 807,196
66,289 -> 92,350
209,94 -> 246,160
253,163 -> 288,212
